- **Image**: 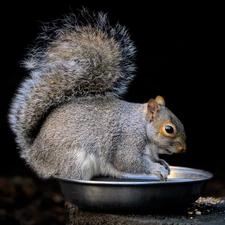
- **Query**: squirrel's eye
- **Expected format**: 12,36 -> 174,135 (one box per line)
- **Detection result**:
165,125 -> 174,134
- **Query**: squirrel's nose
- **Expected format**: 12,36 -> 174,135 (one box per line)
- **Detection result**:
177,145 -> 186,153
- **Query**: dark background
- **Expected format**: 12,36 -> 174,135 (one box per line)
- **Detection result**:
1,1 -> 224,196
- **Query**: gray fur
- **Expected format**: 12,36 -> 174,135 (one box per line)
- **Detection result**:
8,9 -> 186,181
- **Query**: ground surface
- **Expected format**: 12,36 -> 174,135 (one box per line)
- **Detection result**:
66,197 -> 225,225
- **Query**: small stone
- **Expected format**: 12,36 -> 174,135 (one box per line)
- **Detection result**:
195,211 -> 201,215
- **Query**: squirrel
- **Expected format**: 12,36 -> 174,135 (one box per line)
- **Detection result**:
8,8 -> 186,181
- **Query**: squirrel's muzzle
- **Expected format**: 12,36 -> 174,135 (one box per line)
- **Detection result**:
177,145 -> 186,153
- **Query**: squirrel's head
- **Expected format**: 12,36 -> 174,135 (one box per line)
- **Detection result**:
146,96 -> 186,154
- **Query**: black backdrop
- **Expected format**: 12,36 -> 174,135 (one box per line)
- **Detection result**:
1,2 -> 224,193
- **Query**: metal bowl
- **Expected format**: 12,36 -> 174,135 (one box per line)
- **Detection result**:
54,166 -> 213,213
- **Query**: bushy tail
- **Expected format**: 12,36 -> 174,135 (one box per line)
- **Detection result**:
8,8 -> 137,151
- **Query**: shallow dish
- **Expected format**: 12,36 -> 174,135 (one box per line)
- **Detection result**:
54,166 -> 213,213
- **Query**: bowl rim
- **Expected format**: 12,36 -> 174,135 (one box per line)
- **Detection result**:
53,166 -> 213,186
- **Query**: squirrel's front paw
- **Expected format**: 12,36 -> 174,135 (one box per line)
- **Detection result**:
151,163 -> 169,181
157,159 -> 170,175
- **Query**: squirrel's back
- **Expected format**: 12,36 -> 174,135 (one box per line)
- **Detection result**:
8,8 -> 137,151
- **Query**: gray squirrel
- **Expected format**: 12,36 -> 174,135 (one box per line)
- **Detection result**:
8,9 -> 186,181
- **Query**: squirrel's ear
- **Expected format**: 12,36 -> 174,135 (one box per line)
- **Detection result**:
147,99 -> 159,122
155,95 -> 165,106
